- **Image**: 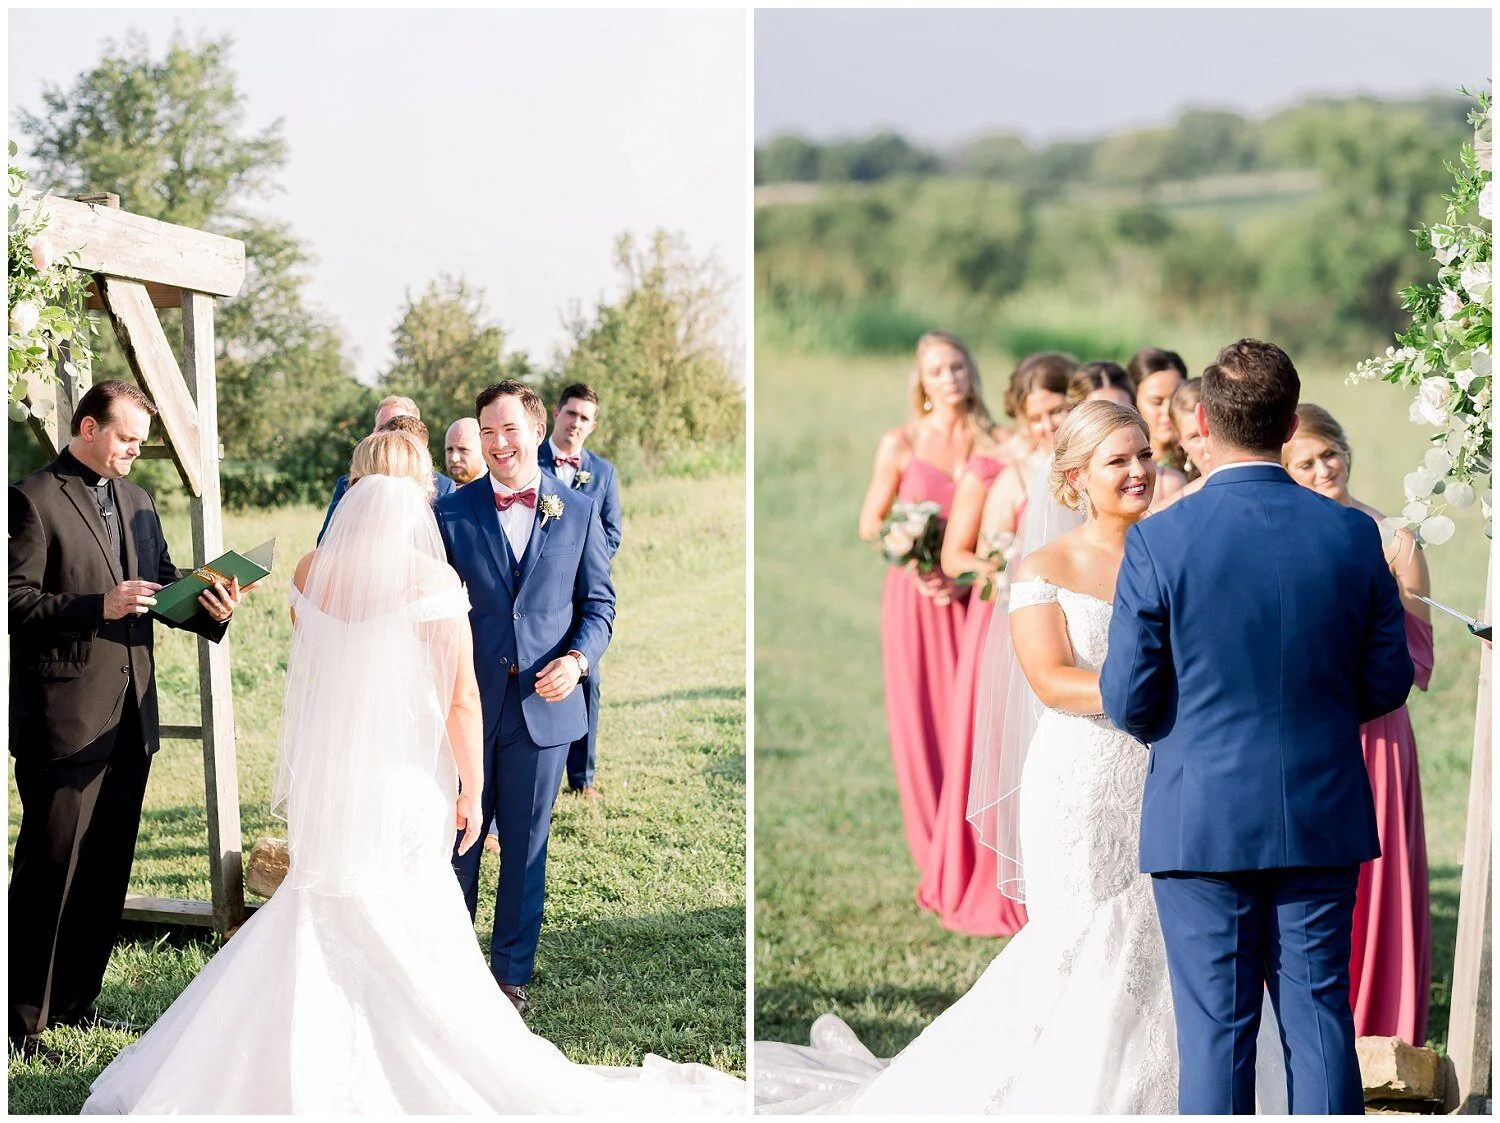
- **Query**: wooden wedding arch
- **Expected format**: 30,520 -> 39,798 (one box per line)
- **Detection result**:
19,191 -> 250,937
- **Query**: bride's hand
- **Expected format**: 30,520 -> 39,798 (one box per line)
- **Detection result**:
455,787 -> 484,856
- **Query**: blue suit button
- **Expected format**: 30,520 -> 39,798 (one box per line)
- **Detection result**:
513,611 -> 522,620
513,570 -> 521,579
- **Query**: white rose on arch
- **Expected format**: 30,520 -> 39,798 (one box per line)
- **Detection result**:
9,300 -> 40,335
1460,261 -> 1491,303
28,236 -> 55,272
1440,289 -> 1466,321
1481,181 -> 1494,221
1414,377 -> 1453,425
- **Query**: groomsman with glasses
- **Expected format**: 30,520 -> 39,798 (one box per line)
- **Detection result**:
541,384 -> 620,799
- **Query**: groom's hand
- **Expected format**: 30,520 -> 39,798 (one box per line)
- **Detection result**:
534,655 -> 582,702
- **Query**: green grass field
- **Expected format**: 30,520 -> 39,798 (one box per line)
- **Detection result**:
754,348 -> 1489,1058
8,470 -> 746,1112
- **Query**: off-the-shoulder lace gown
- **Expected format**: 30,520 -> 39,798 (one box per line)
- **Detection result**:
754,578 -> 1286,1114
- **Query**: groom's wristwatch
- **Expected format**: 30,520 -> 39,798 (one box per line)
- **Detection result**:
567,650 -> 589,678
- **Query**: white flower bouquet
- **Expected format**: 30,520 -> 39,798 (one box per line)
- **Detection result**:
957,529 -> 1022,602
878,500 -> 945,573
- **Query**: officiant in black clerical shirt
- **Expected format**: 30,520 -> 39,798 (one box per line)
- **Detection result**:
7,379 -> 249,1057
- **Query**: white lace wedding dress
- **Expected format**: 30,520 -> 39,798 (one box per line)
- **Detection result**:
754,578 -> 1286,1114
82,475 -> 743,1115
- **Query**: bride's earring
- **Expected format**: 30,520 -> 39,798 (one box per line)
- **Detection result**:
1077,482 -> 1092,519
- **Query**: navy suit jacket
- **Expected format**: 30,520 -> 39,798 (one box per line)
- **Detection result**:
318,471 -> 455,544
541,446 -> 621,558
1100,463 -> 1413,874
435,474 -> 615,748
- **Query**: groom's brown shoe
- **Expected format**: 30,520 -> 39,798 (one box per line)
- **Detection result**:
499,984 -> 528,1017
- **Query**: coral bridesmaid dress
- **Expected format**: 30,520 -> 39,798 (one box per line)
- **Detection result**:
916,457 -> 1028,936
881,458 -> 966,866
1350,610 -> 1433,1045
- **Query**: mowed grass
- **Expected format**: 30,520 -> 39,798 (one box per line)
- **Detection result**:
754,348 -> 1488,1057
8,470 -> 746,1112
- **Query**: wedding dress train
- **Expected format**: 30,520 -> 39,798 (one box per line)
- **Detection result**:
755,579 -> 1286,1114
82,475 -> 743,1114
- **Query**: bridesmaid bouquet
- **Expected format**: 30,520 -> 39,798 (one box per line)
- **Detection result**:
878,501 -> 945,573
957,529 -> 1020,602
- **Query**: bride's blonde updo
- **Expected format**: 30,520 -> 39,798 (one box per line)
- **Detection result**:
1049,399 -> 1150,511
348,430 -> 436,501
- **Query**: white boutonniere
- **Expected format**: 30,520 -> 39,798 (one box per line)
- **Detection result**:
573,469 -> 592,489
539,493 -> 565,528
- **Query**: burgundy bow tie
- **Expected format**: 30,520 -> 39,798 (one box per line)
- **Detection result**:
494,489 -> 537,512
554,454 -> 582,468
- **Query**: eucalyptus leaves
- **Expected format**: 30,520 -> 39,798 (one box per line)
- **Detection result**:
8,141 -> 97,421
1349,90 -> 1493,548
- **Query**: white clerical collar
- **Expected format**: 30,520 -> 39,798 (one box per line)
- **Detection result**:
1206,459 -> 1282,481
490,469 -> 542,495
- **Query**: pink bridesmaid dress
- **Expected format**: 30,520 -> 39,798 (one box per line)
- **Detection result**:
1350,610 -> 1433,1045
881,458 -> 966,867
916,457 -> 1028,936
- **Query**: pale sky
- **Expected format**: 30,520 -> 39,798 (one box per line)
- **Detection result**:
756,8 -> 1493,146
9,9 -> 748,382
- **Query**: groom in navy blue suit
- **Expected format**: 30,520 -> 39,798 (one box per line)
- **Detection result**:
538,383 -> 622,797
1101,340 -> 1414,1113
436,380 -> 615,1014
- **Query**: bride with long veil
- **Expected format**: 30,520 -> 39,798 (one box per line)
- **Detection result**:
755,401 -> 1287,1114
83,432 -> 743,1114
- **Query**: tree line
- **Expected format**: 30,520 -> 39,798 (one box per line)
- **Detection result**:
755,95 -> 1471,191
756,93 -> 1483,360
9,32 -> 742,506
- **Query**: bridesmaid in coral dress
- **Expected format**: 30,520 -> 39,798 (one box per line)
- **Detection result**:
917,353 -> 1076,934
1285,403 -> 1433,1045
858,332 -> 1002,867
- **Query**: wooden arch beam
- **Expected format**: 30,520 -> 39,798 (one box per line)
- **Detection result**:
18,192 -> 245,297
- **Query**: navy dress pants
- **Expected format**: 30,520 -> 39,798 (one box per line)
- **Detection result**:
1152,866 -> 1363,1115
452,679 -> 568,986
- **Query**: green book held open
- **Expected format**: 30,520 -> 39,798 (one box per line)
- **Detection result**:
150,539 -> 276,627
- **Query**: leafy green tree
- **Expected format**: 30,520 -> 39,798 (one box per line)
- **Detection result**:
1258,97 -> 1471,349
756,134 -> 821,185
14,30 -> 356,471
381,274 -> 531,447
1162,109 -> 1258,180
548,231 -> 742,471
817,132 -> 940,183
953,134 -> 1030,181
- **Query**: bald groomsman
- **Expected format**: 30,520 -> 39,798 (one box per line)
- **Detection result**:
445,417 -> 486,485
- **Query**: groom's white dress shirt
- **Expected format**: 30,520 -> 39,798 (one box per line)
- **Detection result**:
547,440 -> 580,488
1204,458 -> 1282,481
492,470 -> 541,560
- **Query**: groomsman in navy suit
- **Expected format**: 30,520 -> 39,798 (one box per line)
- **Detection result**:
436,380 -> 615,1015
539,384 -> 622,798
1102,339 -> 1414,1113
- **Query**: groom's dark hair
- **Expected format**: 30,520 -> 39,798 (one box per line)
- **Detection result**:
1201,339 -> 1300,454
475,380 -> 547,429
